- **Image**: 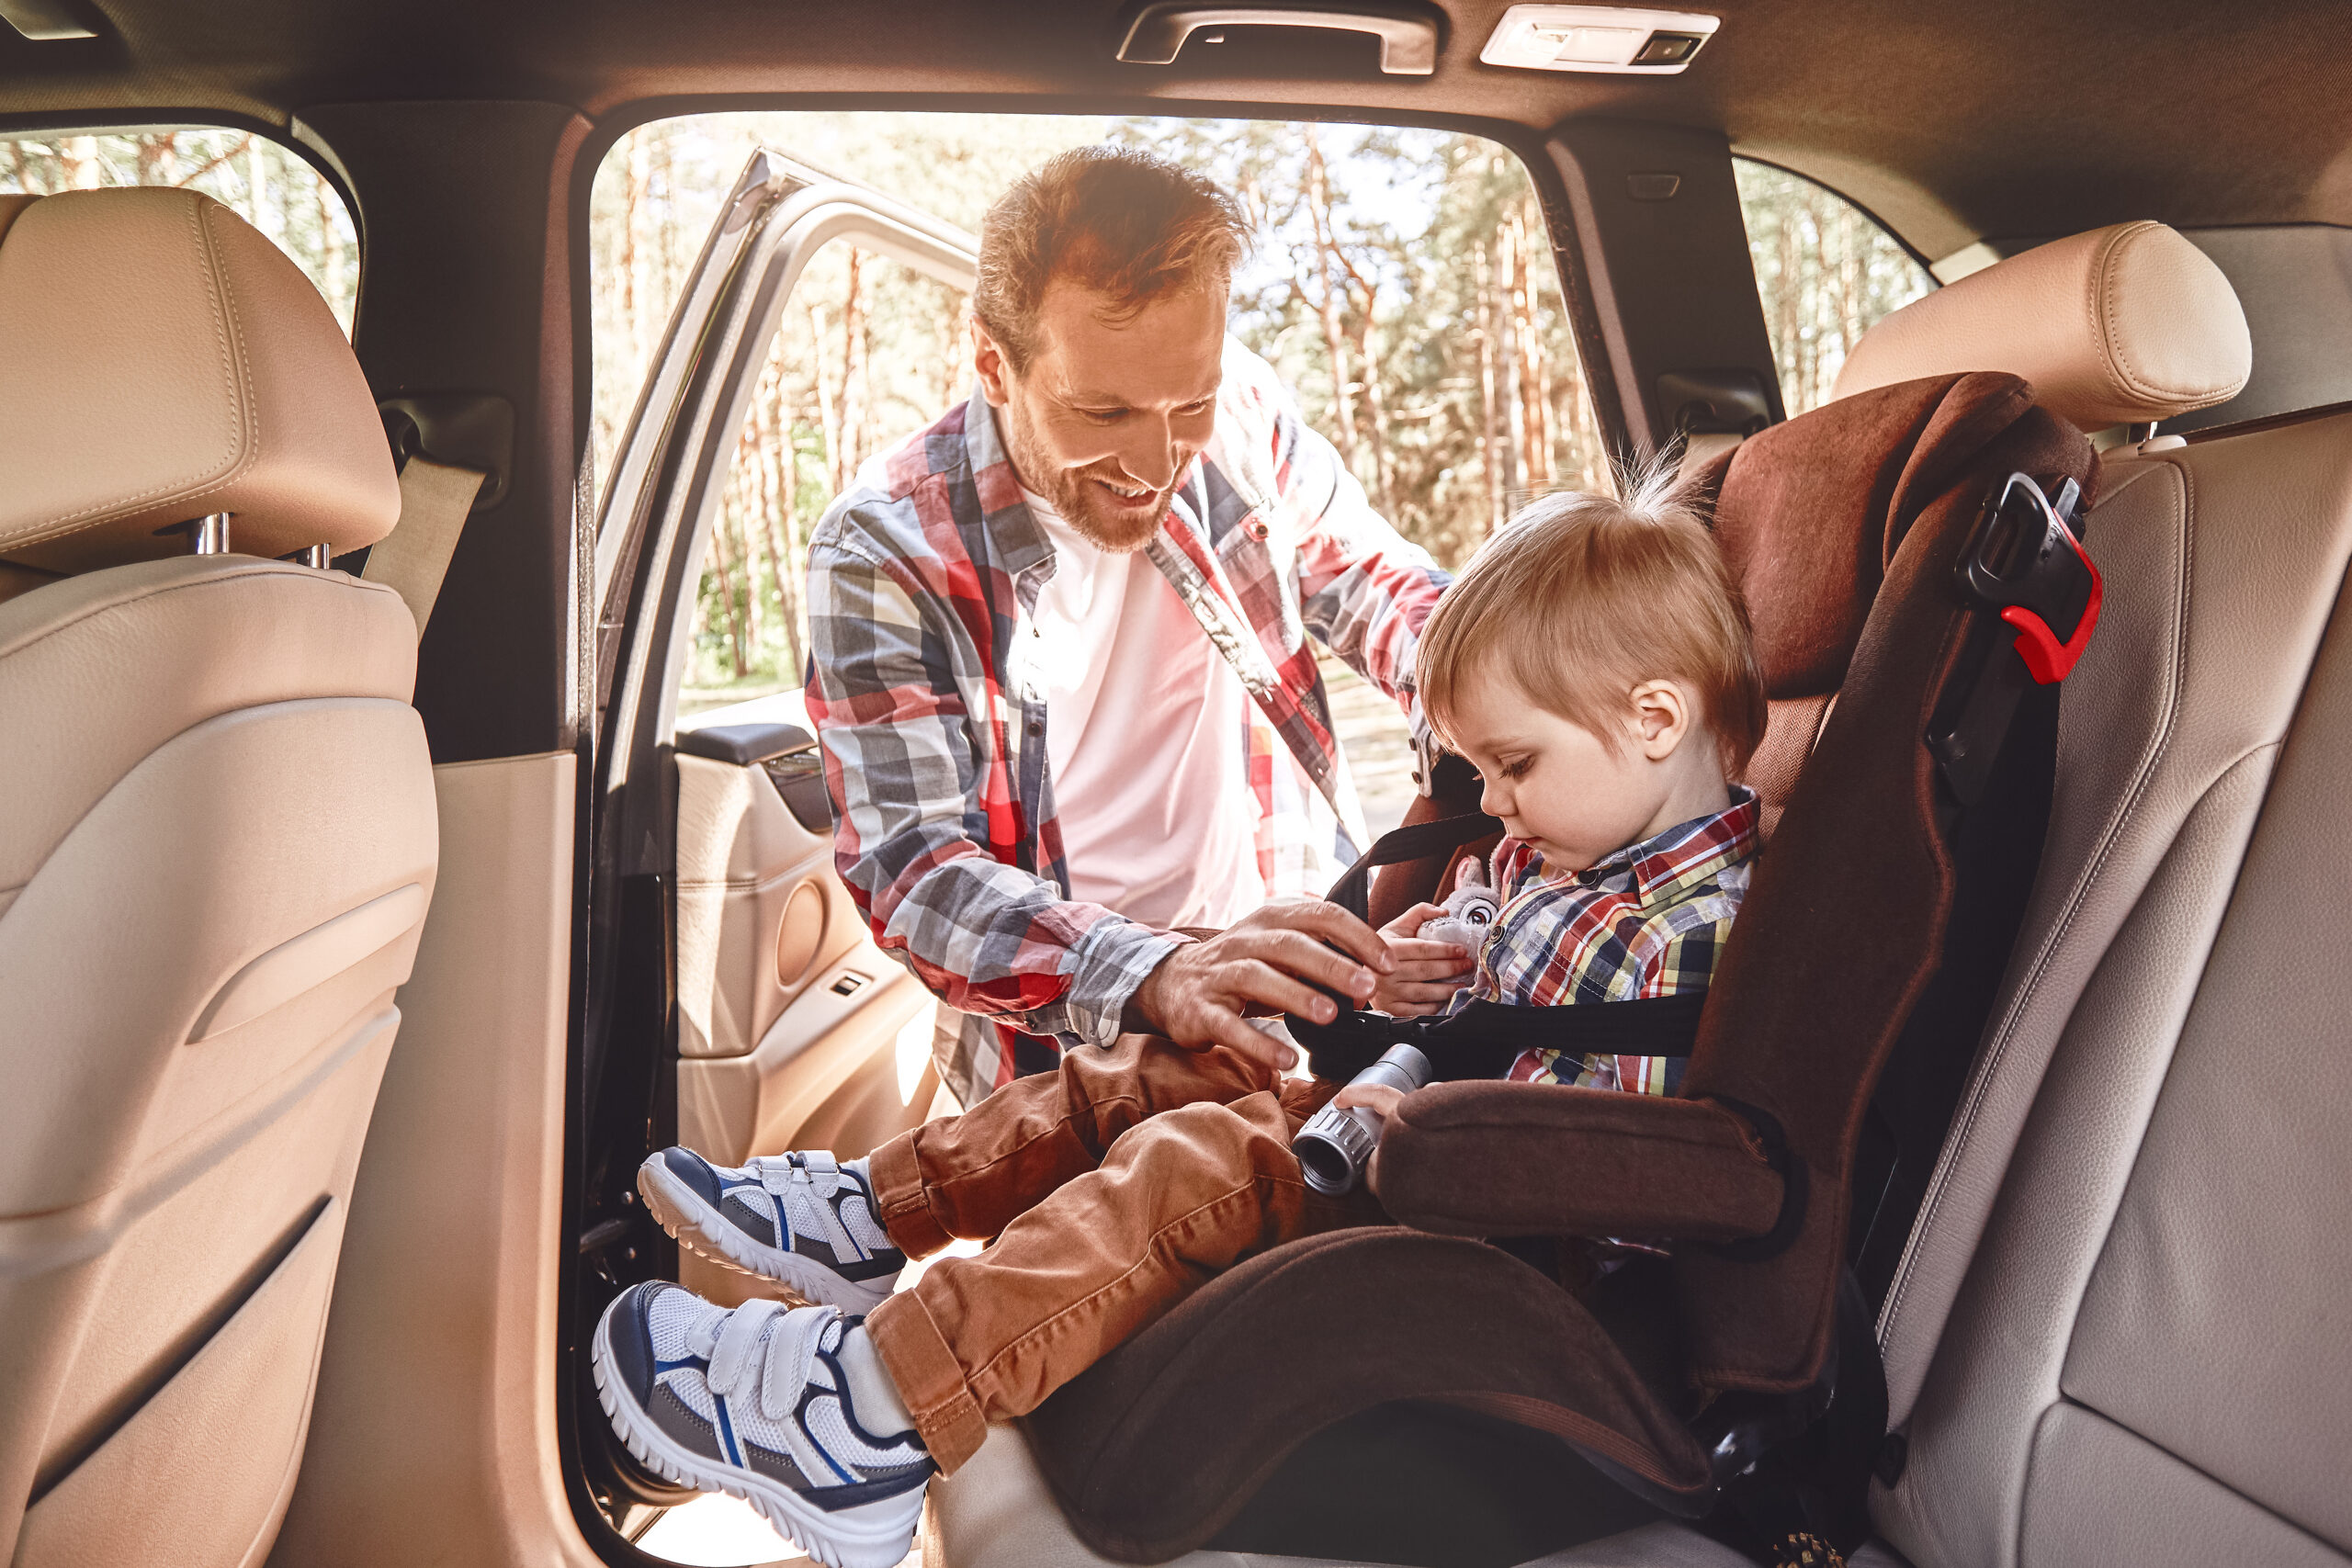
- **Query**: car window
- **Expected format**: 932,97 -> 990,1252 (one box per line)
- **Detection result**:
592,112 -> 1608,854
0,126 -> 358,333
1735,159 -> 1931,416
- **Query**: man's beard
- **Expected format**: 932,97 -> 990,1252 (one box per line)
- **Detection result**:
1001,397 -> 1171,554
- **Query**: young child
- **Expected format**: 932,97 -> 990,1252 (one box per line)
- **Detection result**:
590,466 -> 1768,1568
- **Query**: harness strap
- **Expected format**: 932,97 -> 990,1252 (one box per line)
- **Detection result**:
1295,993 -> 1710,1085
1324,809 -> 1502,921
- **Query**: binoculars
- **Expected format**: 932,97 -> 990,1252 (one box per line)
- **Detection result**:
1291,1043 -> 1432,1196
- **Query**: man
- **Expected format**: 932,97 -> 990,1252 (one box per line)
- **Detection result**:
803,146 -> 1459,1105
587,150 -> 1474,1565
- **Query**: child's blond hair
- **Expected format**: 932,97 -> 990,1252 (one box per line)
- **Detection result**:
1418,459 -> 1768,778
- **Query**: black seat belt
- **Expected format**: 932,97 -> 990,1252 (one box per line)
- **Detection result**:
1295,807 -> 1711,1081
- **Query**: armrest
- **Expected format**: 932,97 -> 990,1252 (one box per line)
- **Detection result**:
1375,1080 -> 1783,1242
674,720 -> 816,767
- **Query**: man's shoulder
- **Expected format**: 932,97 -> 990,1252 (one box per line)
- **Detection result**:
811,400 -> 1001,568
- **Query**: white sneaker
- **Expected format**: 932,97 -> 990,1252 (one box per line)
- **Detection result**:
594,1282 -> 933,1568
639,1148 -> 905,1313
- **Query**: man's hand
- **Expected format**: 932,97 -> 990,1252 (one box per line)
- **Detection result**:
1127,897 -> 1393,1073
1372,902 -> 1474,1017
1331,1080 -> 1408,1198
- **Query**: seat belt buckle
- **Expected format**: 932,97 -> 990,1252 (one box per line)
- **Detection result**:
1928,472 -> 2098,807
1955,472 -> 2101,685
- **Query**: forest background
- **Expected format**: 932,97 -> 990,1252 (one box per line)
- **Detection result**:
0,116 -> 1928,702
582,111 -> 1929,697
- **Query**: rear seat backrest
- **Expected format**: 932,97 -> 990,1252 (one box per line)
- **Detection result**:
1879,401 -> 2352,1562
1816,225 -> 2352,1565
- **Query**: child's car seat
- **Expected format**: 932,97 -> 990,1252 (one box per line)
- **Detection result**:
971,224 -> 2249,1568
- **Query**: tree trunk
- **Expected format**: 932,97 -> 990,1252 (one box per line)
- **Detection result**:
1775,203 -> 1804,412
624,132 -> 655,374
749,355 -> 804,677
1509,200 -> 1554,491
812,299 -> 844,496
1354,300 -> 1395,513
841,245 -> 870,480
1476,239 -> 1506,536
939,288 -> 971,414
774,369 -> 808,675
1303,129 -> 1359,466
708,500 -> 750,680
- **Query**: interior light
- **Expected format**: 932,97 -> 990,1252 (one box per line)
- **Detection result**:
1480,5 -> 1719,73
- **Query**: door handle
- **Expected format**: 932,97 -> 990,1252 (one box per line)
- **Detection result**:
1116,2 -> 1442,74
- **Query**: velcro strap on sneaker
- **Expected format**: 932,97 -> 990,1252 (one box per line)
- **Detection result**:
704,1299 -> 788,1410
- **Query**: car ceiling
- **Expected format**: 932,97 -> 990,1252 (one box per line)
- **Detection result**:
6,0 -> 2349,265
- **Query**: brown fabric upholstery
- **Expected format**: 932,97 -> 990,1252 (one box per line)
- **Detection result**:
1672,374 -> 2096,1393
1745,693 -> 1833,837
1021,1229 -> 1713,1563
1377,1085 -> 1782,1243
1714,377 -> 1984,701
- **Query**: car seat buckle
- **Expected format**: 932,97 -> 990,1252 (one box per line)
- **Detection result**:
1959,471 -> 2100,683
1928,472 -> 2098,805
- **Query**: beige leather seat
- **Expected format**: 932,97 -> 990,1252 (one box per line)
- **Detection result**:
0,189 -> 433,1568
927,222 -> 2352,1566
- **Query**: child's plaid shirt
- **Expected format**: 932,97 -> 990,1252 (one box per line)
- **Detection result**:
805,340 -> 1448,1107
1466,789 -> 1761,1094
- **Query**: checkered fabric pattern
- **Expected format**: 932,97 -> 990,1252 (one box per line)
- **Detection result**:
805,339 -> 1448,1106
1470,788 -> 1762,1095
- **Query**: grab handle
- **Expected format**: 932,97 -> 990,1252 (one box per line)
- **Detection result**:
1116,2 -> 1442,73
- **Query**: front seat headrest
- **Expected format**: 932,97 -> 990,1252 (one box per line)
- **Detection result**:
1831,220 -> 2251,430
0,187 -> 401,575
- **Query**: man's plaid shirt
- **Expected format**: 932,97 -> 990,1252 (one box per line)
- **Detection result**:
805,340 -> 1448,1106
1470,788 -> 1761,1095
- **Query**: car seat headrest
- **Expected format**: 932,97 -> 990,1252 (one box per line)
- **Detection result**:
1831,221 -> 2251,430
0,187 -> 401,575
1706,370 -> 2041,702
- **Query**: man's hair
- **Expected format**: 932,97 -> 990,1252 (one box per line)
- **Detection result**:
1418,458 -> 1769,778
973,146 -> 1249,370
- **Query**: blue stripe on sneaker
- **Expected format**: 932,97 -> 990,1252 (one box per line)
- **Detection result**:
712,1393 -> 743,1467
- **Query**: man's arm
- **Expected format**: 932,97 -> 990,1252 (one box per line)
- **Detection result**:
807,532 -> 1393,1060
805,533 -> 1181,1048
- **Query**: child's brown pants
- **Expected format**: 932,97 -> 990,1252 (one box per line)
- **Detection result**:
861,1032 -> 1386,1470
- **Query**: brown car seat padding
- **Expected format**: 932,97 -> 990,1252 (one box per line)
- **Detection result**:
1022,373 -> 2097,1562
1020,1228 -> 1715,1562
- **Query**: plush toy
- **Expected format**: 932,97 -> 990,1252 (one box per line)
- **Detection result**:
1420,854 -> 1501,954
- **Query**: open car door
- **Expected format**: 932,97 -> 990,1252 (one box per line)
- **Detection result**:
580,151 -> 977,1404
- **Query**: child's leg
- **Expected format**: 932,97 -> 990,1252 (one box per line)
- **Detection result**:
865,1032 -> 1280,1256
639,1034 -> 1280,1311
866,1084 -> 1368,1471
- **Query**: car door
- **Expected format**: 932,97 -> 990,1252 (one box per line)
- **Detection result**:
582,149 -> 977,1314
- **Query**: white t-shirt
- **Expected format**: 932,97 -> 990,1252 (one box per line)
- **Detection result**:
1021,487 -> 1266,930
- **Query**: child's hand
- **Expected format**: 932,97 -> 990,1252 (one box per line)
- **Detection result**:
1333,1080 -> 1408,1197
1371,903 -> 1474,1017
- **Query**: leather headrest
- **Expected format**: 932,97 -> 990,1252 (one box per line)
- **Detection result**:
1832,222 -> 2251,430
0,187 -> 400,575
